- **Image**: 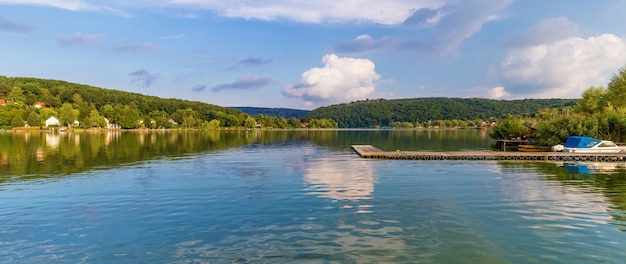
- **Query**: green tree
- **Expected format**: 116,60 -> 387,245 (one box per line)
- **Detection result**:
148,110 -> 171,128
117,105 -> 141,129
244,116 -> 256,129
26,110 -> 40,127
287,117 -> 301,128
176,108 -> 198,128
86,109 -> 105,128
101,104 -> 116,122
11,111 -> 25,127
575,86 -> 605,114
606,66 -> 626,108
534,115 -> 599,146
207,119 -> 220,130
7,86 -> 25,104
59,103 -> 78,127
489,116 -> 531,140
38,108 -> 58,123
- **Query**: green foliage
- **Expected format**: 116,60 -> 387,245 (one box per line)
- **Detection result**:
117,105 -> 141,129
597,112 -> 626,143
231,107 -> 309,118
11,111 -> 24,127
26,110 -> 40,127
489,116 -> 531,140
305,98 -> 576,128
575,86 -> 605,114
533,115 -> 600,146
390,121 -> 414,128
244,116 -> 256,128
0,76 -> 252,129
85,109 -> 105,128
309,118 -> 338,128
59,103 -> 77,127
606,66 -> 626,108
7,86 -> 25,104
207,119 -> 220,129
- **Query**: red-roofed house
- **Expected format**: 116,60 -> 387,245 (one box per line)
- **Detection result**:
33,102 -> 46,108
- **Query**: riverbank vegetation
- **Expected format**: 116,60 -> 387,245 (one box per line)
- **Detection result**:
490,65 -> 626,146
304,97 -> 576,128
0,76 -> 337,130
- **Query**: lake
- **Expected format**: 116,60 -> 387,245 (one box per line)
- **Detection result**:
1,129 -> 625,263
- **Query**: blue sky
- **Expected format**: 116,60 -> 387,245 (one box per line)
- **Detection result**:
1,1 -> 626,110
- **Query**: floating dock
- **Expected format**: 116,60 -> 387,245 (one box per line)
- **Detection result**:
351,145 -> 626,162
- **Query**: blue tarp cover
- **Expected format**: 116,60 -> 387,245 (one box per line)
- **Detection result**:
563,136 -> 600,148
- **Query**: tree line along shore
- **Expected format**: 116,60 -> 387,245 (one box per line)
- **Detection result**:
2,64 -> 626,145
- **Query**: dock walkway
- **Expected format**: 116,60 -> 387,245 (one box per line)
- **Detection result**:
351,145 -> 626,162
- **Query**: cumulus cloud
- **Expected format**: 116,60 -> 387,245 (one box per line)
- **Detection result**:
500,34 -> 626,98
0,16 -> 34,33
129,69 -> 158,88
504,17 -> 579,48
486,86 -> 510,99
212,75 -> 272,92
334,34 -> 393,53
283,54 -> 380,105
113,42 -> 158,54
57,32 -> 102,46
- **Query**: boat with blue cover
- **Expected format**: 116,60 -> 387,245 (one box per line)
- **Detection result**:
553,136 -> 626,153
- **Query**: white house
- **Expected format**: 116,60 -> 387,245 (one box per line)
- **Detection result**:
45,116 -> 60,127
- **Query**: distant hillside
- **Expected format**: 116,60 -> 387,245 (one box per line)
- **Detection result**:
231,107 -> 309,118
0,76 -> 243,116
304,97 -> 578,128
0,76 -> 248,129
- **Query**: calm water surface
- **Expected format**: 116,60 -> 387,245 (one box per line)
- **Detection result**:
1,129 -> 625,263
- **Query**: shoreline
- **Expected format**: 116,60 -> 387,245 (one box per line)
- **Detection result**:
2,126 -> 491,133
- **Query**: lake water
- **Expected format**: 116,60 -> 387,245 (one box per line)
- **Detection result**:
1,129 -> 625,263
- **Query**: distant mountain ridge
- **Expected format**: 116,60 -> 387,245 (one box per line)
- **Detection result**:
230,107 -> 309,118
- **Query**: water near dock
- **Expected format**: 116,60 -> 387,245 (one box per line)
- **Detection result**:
352,145 -> 626,162
1,130 -> 626,263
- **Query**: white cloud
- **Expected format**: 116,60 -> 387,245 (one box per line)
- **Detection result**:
166,0 -> 445,25
500,34 -> 626,98
5,0 -> 441,24
283,54 -> 380,105
486,86 -> 509,99
0,0 -> 127,16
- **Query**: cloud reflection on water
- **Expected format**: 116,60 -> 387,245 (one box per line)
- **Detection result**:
300,155 -> 377,202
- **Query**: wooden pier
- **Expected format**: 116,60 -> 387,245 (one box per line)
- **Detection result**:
351,145 -> 626,162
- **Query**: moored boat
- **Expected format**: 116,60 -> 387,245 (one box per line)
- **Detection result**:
553,136 -> 626,153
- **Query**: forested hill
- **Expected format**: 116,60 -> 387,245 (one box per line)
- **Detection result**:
304,98 -> 578,128
230,107 -> 309,118
0,76 -> 244,125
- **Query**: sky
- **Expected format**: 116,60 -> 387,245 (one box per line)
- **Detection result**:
1,1 -> 626,110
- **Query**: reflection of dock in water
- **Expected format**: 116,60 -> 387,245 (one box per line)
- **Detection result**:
351,145 -> 626,162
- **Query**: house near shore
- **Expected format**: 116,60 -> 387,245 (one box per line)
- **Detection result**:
45,116 -> 60,127
33,102 -> 46,108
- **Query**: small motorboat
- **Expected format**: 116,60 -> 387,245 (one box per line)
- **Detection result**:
553,136 -> 626,153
